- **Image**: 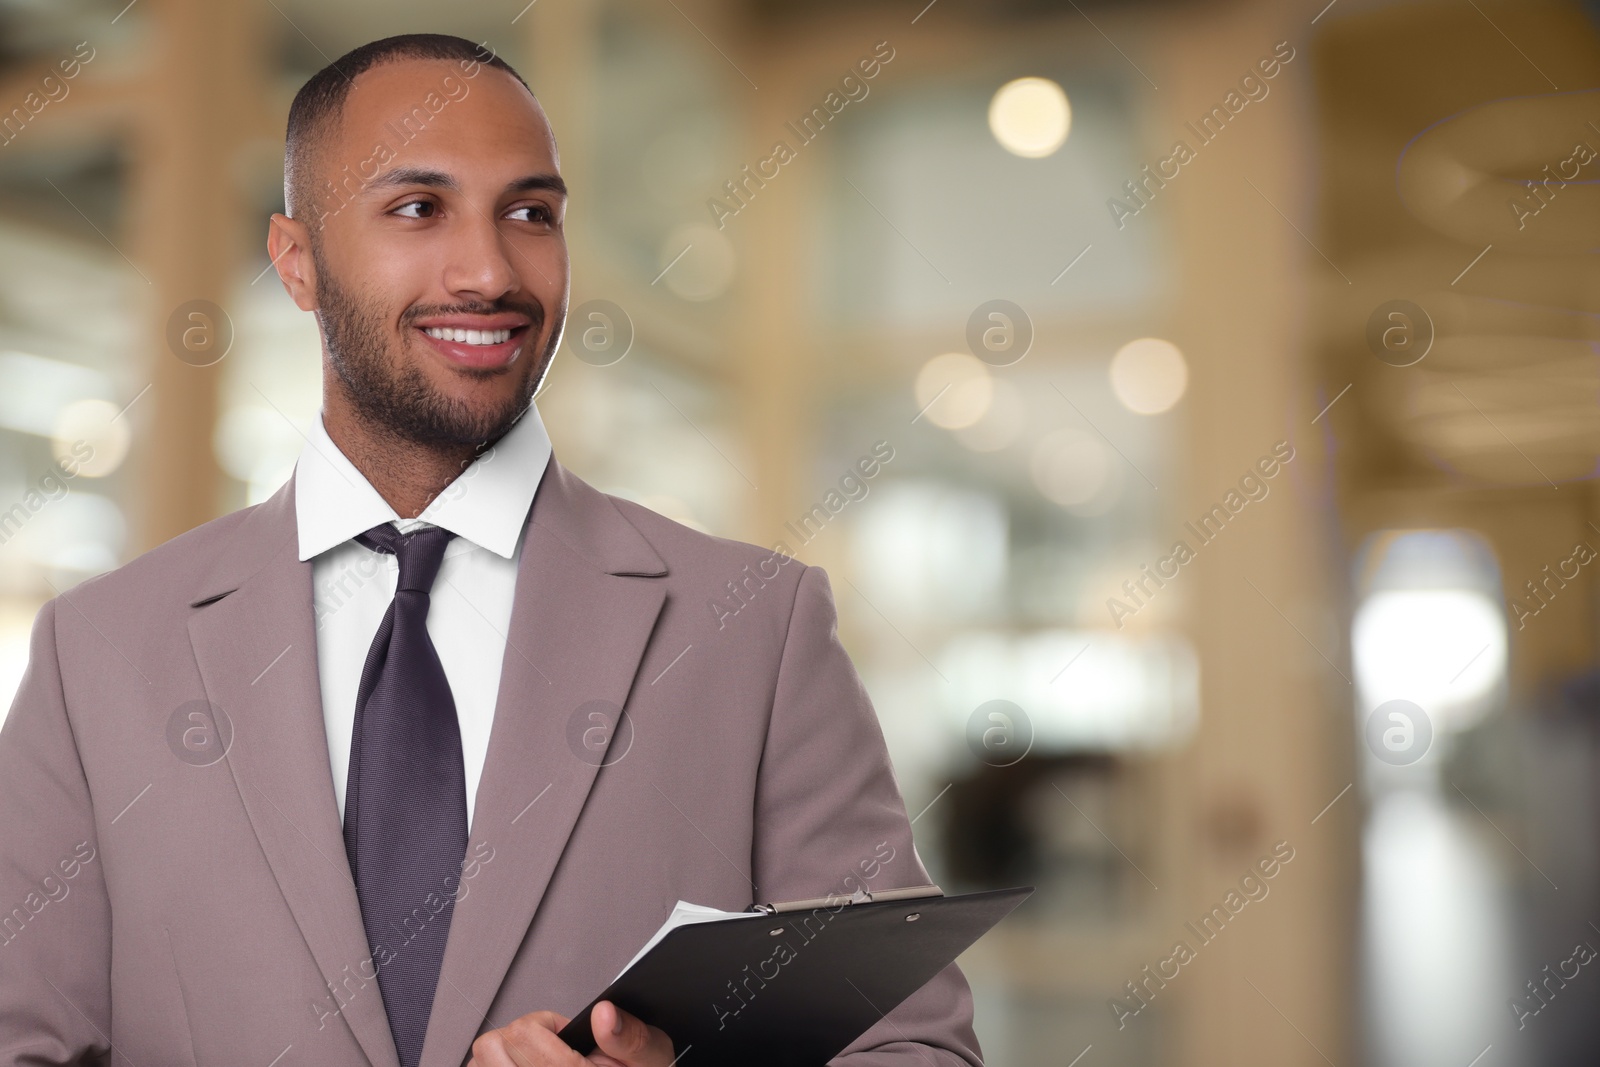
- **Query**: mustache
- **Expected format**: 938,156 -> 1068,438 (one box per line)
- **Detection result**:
403,298 -> 545,329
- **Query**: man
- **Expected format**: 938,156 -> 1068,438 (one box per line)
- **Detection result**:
0,33 -> 982,1067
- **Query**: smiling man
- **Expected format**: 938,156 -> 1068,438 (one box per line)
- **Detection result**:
0,33 -> 983,1067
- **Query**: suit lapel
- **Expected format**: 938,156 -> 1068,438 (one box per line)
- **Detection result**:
421,458 -> 668,1067
186,480 -> 401,1067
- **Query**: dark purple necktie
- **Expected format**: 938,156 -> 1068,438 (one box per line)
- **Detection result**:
342,523 -> 468,1067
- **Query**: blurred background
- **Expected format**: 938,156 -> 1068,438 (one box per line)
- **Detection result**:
3,0 -> 1600,1063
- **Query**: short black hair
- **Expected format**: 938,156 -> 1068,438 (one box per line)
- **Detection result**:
283,33 -> 534,227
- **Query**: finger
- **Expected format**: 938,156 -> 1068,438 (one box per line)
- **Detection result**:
590,1001 -> 674,1067
467,1031 -> 537,1067
470,1014 -> 583,1067
465,1031 -> 523,1067
470,1033 -> 546,1067
517,1010 -> 572,1032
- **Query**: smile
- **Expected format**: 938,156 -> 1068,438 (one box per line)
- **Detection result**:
414,323 -> 530,370
423,326 -> 514,345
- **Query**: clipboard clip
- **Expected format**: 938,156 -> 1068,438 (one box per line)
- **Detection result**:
751,882 -> 944,915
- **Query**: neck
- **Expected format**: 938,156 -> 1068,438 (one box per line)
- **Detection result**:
322,392 -> 481,520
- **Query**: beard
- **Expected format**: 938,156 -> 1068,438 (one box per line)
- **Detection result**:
313,243 -> 558,451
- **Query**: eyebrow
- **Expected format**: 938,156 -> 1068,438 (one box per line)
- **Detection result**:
363,166 -> 568,199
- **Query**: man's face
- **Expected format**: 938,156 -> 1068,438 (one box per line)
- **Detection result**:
302,58 -> 569,449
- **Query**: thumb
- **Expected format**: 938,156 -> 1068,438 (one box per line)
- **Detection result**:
590,1000 -> 672,1066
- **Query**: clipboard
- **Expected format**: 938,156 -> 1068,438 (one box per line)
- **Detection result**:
557,883 -> 1033,1067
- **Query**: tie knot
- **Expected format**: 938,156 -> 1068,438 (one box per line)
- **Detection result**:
355,523 -> 455,593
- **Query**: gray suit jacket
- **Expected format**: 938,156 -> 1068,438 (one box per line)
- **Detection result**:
0,456 -> 982,1067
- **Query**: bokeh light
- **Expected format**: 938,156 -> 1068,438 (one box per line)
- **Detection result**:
1109,337 -> 1188,414
1030,427 -> 1111,507
988,76 -> 1071,159
52,398 -> 130,478
915,352 -> 994,429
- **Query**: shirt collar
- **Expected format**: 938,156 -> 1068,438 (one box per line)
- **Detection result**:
294,404 -> 552,562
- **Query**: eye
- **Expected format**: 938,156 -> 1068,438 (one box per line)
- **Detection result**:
507,204 -> 553,224
392,199 -> 437,219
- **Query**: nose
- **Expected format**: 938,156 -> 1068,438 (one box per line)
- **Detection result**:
442,209 -> 522,302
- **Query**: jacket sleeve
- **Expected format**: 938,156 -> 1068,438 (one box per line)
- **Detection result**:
0,599 -> 112,1066
753,564 -> 983,1067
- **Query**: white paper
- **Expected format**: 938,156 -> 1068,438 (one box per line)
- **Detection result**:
614,900 -> 759,981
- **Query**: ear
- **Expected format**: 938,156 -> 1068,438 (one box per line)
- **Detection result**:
267,213 -> 320,311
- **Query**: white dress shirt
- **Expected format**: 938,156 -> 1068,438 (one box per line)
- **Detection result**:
293,405 -> 552,833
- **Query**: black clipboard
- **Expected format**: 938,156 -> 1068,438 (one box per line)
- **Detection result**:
557,884 -> 1032,1067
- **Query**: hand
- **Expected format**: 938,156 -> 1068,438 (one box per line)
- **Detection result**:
466,1000 -> 675,1067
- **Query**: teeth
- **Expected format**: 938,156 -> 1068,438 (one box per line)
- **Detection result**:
424,326 -> 513,345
